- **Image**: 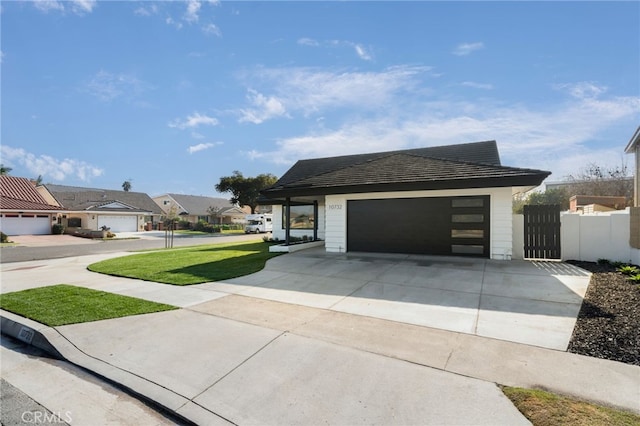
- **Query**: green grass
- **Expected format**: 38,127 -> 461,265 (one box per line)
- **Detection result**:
88,240 -> 282,285
0,285 -> 178,326
502,386 -> 640,426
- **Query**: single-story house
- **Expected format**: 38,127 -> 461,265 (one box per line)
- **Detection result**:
0,176 -> 63,235
260,140 -> 550,259
625,126 -> 639,208
152,194 -> 249,225
46,184 -> 164,233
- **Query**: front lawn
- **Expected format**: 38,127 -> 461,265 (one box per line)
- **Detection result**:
0,285 -> 177,326
503,386 -> 640,426
88,240 -> 281,285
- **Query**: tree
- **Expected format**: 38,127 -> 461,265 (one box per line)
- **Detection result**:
0,164 -> 12,175
207,206 -> 222,224
122,180 -> 132,192
33,175 -> 43,186
513,188 -> 570,214
215,171 -> 278,214
565,162 -> 633,205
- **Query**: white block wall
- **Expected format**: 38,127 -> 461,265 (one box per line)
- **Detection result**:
512,209 -> 640,264
561,210 -> 640,264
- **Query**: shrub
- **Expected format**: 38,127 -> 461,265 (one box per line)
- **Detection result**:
194,221 -> 216,233
628,274 -> 640,284
617,265 -> 640,276
52,224 -> 65,234
1,232 -> 9,243
597,258 -> 611,265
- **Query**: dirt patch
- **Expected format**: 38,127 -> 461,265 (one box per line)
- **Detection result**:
567,261 -> 640,366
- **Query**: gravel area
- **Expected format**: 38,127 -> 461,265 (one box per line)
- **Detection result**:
567,261 -> 640,366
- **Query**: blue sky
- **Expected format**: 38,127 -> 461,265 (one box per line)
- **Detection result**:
2,1 -> 639,197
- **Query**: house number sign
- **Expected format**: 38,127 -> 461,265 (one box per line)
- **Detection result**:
328,204 -> 343,210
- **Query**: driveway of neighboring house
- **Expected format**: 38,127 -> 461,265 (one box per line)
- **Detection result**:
197,247 -> 591,350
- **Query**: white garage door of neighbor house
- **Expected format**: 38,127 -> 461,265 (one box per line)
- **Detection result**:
0,215 -> 51,235
97,215 -> 137,232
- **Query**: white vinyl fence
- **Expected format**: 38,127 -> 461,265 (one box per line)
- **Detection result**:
513,208 -> 640,264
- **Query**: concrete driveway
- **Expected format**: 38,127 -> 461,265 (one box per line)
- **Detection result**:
197,247 -> 591,350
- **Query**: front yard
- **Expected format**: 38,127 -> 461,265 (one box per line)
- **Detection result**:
1,243 -> 638,425
87,240 -> 281,285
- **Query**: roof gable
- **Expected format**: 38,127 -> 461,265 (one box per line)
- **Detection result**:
46,184 -> 163,214
0,176 -> 60,211
625,125 -> 640,153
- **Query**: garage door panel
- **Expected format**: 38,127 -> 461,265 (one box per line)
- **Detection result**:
0,215 -> 51,235
347,196 -> 489,257
97,215 -> 137,232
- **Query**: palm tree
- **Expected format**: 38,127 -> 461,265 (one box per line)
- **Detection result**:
122,180 -> 132,192
0,164 -> 12,175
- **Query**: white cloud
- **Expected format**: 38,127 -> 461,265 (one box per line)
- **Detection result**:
298,38 -> 373,61
245,88 -> 640,179
33,0 -> 96,15
33,0 -> 65,13
202,23 -> 221,36
461,81 -> 494,90
554,81 -> 608,99
1,145 -> 103,181
453,42 -> 484,56
169,112 -> 219,129
238,89 -> 288,124
236,65 -> 431,122
134,4 -> 158,16
298,38 -> 319,47
352,43 -> 373,61
188,142 -> 222,154
83,70 -> 149,102
70,0 -> 96,14
184,0 -> 201,23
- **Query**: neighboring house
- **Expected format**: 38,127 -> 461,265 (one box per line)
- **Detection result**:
625,125 -> 639,207
0,175 -> 62,235
624,126 -> 640,250
260,140 -> 550,259
46,184 -> 163,233
152,194 -> 249,225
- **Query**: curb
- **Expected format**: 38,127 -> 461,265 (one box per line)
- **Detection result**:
0,310 -> 225,426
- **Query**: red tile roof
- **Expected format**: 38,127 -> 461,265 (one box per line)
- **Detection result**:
0,176 -> 60,211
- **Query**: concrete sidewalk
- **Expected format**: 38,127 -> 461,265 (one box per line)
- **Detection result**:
1,252 -> 639,424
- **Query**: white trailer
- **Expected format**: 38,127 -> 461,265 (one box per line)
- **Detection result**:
244,214 -> 273,234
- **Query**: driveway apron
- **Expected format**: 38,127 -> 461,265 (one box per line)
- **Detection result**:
207,248 -> 591,350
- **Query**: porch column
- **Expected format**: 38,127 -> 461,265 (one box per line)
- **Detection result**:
313,200 -> 318,241
285,197 -> 291,246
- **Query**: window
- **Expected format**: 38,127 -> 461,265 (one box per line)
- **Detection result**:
452,214 -> 484,223
68,217 -> 82,227
283,205 -> 315,229
452,198 -> 484,208
452,229 -> 484,238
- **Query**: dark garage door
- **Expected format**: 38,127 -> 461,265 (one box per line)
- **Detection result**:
347,196 -> 490,257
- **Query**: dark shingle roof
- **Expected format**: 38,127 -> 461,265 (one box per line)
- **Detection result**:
262,141 -> 550,198
46,184 -> 163,214
0,176 -> 61,211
